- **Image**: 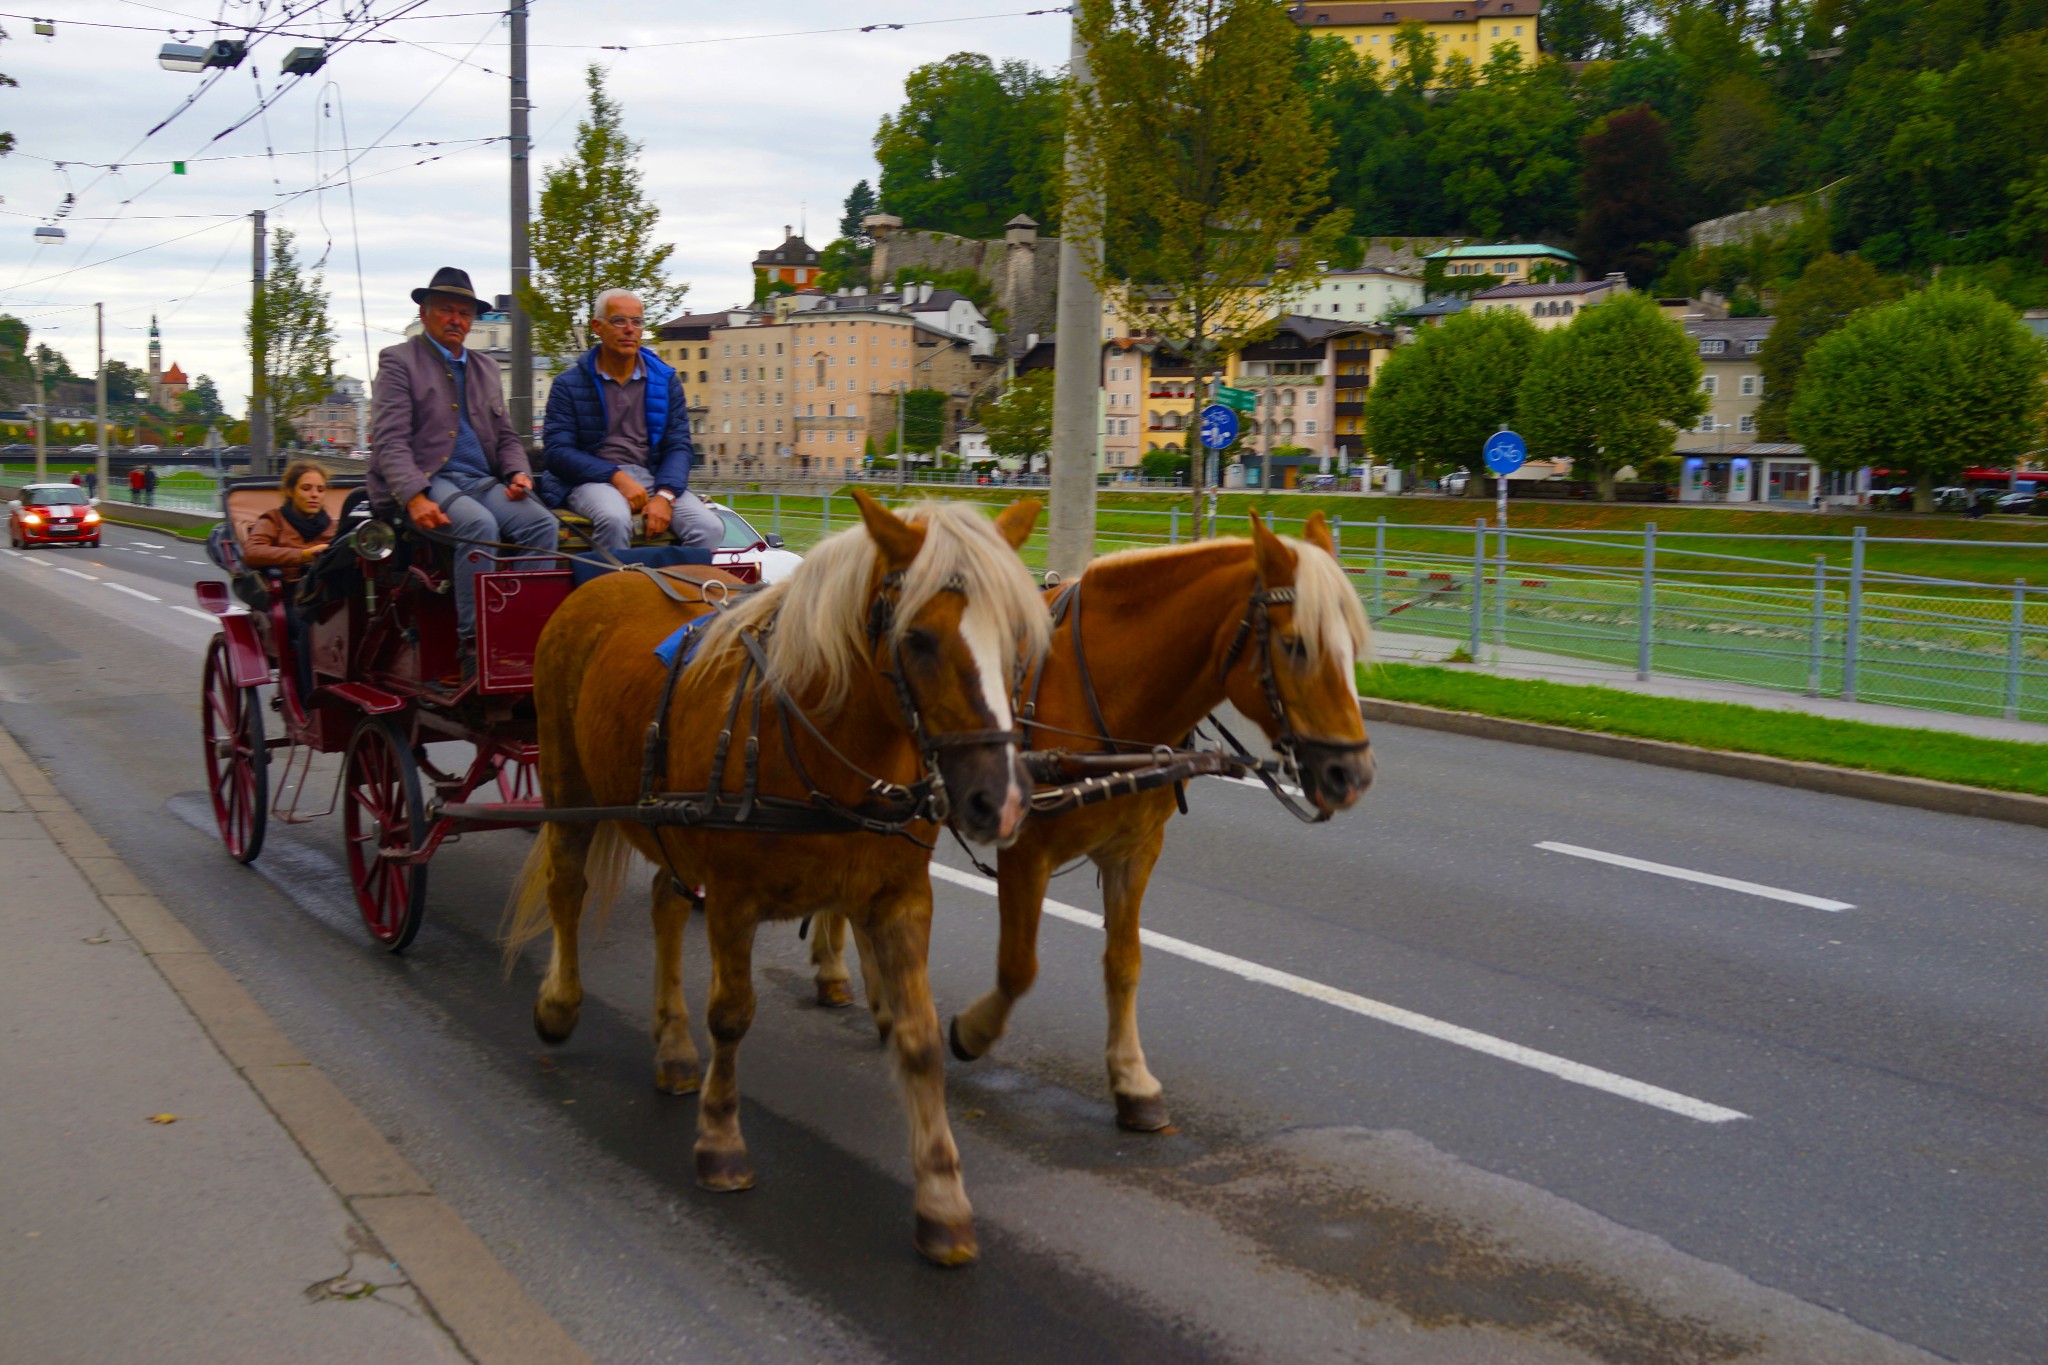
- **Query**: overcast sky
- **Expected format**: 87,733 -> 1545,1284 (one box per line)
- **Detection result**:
1,1 -> 1072,413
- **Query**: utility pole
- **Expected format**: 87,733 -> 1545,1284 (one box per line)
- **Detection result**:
894,381 -> 906,497
508,0 -> 534,444
30,344 -> 46,483
95,303 -> 109,504
1047,8 -> 1102,578
250,209 -> 271,472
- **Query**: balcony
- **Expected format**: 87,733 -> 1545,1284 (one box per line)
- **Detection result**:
1334,402 -> 1365,418
1334,374 -> 1370,390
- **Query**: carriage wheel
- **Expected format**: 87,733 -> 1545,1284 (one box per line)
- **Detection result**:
495,754 -> 539,805
201,636 -> 268,864
342,719 -> 430,952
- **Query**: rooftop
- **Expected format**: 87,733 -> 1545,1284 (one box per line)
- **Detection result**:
752,226 -> 819,269
1471,278 -> 1623,299
1427,243 -> 1580,261
1294,1 -> 1542,25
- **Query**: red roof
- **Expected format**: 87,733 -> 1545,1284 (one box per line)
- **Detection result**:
161,362 -> 188,384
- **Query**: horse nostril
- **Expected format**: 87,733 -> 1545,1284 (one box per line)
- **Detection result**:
965,787 -> 999,824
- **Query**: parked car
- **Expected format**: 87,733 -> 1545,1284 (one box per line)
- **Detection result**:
8,483 -> 102,549
1865,485 -> 1913,510
1993,489 -> 2044,515
0,442 -> 34,456
131,444 -> 162,454
1440,470 -> 1470,495
1932,486 -> 1974,512
69,443 -> 101,455
703,501 -> 802,583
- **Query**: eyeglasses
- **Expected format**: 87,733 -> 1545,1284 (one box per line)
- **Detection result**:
601,316 -> 645,329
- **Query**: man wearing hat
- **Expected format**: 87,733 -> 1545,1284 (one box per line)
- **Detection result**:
368,267 -> 559,671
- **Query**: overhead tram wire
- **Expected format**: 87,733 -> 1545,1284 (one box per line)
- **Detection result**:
401,6 -> 1071,53
10,138 -> 502,172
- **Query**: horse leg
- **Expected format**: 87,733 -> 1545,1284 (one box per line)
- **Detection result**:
694,903 -> 758,1193
809,912 -> 855,1009
849,918 -> 894,1043
650,871 -> 702,1095
867,898 -> 977,1266
950,848 -> 1051,1062
534,821 -> 595,1044
1100,825 -> 1171,1132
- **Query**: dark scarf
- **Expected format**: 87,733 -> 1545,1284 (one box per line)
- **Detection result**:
281,502 -> 331,544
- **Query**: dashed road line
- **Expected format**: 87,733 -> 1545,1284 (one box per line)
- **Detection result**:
105,582 -> 161,602
929,863 -> 1749,1124
172,605 -> 218,623
1534,841 -> 1854,912
55,567 -> 98,581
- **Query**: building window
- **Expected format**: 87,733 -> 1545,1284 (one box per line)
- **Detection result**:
1739,414 -> 1756,433
1740,375 -> 1759,396
1514,24 -> 1522,33
1744,340 -> 1761,354
1305,421 -> 1318,434
1700,339 -> 1727,354
1701,376 -> 1718,395
1492,24 -> 1500,33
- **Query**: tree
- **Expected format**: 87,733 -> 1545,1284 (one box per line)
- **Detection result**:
247,227 -> 336,445
874,54 -> 1064,237
0,22 -> 15,160
1365,308 -> 1541,489
523,65 -> 687,365
839,180 -> 880,244
979,368 -> 1054,464
899,388 -> 948,452
1683,74 -> 1780,217
103,360 -> 145,407
1517,291 -> 1707,500
1575,104 -> 1688,286
1427,46 -> 1582,240
1754,254 -> 1902,437
179,374 -> 225,419
1792,286 -> 2048,513
1068,0 -> 1350,519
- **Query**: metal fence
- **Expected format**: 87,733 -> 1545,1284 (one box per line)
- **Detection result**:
703,491 -> 2048,727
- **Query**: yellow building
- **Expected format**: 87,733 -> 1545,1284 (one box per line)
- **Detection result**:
1292,1 -> 1542,79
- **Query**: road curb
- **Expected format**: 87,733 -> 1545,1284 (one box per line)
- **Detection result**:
1355,697 -> 2048,829
0,724 -> 589,1365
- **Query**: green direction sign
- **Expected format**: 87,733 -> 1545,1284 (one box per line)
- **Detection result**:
1216,384 -> 1257,414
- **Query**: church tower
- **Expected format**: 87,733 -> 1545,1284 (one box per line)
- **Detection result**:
148,314 -> 163,390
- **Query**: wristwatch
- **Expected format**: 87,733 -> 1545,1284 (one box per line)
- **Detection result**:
650,489 -> 676,504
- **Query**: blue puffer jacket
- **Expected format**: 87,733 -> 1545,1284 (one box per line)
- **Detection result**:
542,346 -> 695,497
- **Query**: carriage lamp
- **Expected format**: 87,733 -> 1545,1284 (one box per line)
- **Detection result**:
353,519 -> 396,562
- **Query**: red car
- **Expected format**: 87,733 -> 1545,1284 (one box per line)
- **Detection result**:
8,483 -> 103,549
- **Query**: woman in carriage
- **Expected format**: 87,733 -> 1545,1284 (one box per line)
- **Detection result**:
241,460 -> 339,581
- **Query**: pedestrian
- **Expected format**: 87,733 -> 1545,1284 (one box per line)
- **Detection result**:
83,469 -> 97,498
69,473 -> 81,487
143,465 -> 159,506
128,465 -> 145,503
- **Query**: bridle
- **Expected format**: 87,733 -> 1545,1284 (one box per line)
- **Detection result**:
1212,582 -> 1372,824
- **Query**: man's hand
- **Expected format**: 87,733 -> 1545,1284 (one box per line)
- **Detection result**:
644,494 -> 673,538
407,492 -> 451,530
610,468 -> 648,512
505,472 -> 535,501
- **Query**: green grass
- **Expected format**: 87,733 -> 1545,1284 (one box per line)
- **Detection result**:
1355,662 -> 2048,797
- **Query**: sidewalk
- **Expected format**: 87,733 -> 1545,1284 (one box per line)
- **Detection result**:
1370,627 -> 2048,746
0,729 -> 586,1365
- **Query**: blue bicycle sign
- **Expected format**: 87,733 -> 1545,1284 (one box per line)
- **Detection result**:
1199,404 -> 1240,451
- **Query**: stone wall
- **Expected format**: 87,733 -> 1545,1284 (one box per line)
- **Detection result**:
869,221 -> 1061,357
1687,184 -> 1837,249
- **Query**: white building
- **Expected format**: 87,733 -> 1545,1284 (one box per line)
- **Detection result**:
1293,267 -> 1425,324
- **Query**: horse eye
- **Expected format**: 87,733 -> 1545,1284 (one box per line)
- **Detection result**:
1280,635 -> 1309,664
902,628 -> 939,656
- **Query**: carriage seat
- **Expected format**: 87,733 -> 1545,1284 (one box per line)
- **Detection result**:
550,506 -> 678,554
223,477 -> 366,556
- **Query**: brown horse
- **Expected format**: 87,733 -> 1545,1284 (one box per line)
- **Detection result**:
504,491 -> 1048,1265
812,511 -> 1373,1131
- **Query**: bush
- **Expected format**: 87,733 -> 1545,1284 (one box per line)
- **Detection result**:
1140,449 -> 1190,481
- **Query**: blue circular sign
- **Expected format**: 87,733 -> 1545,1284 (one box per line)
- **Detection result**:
1483,429 -> 1528,476
1199,404 -> 1240,451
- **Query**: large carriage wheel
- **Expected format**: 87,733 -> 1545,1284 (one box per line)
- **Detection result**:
495,754 -> 540,805
201,635 -> 268,864
342,719 -> 430,952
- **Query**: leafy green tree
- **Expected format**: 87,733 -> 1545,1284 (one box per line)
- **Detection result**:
1427,47 -> 1581,240
1683,73 -> 1781,217
0,22 -> 15,159
978,367 -> 1053,464
31,342 -> 73,381
1539,0 -> 1631,61
1068,0 -> 1349,516
1791,286 -> 2048,513
1576,104 -> 1688,286
840,179 -> 880,244
178,374 -> 224,419
103,360 -> 146,407
1365,308 -> 1541,491
1517,292 -> 1707,501
1140,448 -> 1189,481
522,65 -> 687,364
1754,253 -> 1902,436
898,388 -> 948,453
247,227 -> 336,445
874,54 -> 1064,237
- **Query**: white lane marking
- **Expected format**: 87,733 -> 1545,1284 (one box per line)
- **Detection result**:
1212,772 -> 1305,798
1535,842 -> 1854,913
56,567 -> 98,581
186,559 -> 210,567
1,549 -> 21,558
104,582 -> 160,602
172,605 -> 218,623
928,863 -> 1748,1124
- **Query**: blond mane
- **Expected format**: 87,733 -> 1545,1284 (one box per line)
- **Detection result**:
1087,535 -> 1371,666
693,500 -> 1048,713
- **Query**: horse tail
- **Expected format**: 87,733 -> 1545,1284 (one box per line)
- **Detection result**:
500,820 -> 644,971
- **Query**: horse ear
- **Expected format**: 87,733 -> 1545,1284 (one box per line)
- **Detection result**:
1302,510 -> 1338,560
1247,508 -> 1298,586
851,488 -> 926,567
992,498 -> 1042,550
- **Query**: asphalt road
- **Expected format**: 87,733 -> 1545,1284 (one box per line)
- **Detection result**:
2,529 -> 2041,1364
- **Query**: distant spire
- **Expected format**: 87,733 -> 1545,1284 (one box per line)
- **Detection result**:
149,313 -> 160,338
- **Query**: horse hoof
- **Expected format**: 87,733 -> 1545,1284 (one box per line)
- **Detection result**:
1114,1092 -> 1172,1132
694,1149 -> 756,1192
948,1016 -> 983,1063
914,1215 -> 980,1267
816,979 -> 854,1009
533,1002 -> 578,1046
655,1058 -> 701,1095
876,1017 -> 894,1046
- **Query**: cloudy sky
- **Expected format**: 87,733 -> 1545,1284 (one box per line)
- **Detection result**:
1,1 -> 1072,412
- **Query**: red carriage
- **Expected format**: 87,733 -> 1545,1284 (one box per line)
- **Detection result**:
194,474 -> 753,950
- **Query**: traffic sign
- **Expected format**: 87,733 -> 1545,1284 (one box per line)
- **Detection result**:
1216,385 -> 1257,414
1483,429 -> 1527,476
1199,404 -> 1240,451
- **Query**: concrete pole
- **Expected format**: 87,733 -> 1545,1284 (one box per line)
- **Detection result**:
508,0 -> 534,444
1046,11 -> 1102,578
250,210 -> 271,471
95,303 -> 109,503
31,345 -> 46,483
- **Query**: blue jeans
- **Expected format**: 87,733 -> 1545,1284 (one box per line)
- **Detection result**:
426,473 -> 560,639
564,466 -> 722,555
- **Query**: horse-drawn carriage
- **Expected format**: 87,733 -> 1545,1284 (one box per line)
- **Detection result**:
194,474 -> 757,950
